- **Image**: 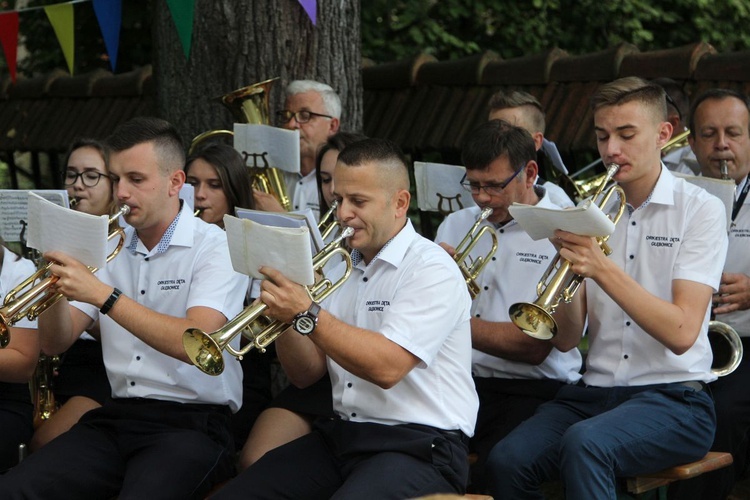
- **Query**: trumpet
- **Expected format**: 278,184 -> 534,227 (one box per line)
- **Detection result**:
0,205 -> 130,348
183,226 -> 355,376
509,163 -> 626,340
453,207 -> 498,299
31,354 -> 60,428
318,200 -> 340,241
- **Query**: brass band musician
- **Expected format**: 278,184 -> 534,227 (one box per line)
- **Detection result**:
488,77 -> 727,499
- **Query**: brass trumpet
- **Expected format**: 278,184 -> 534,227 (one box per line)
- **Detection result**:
509,163 -> 626,340
183,226 -> 355,376
0,205 -> 130,348
31,354 -> 60,428
453,207 -> 498,299
318,200 -> 340,241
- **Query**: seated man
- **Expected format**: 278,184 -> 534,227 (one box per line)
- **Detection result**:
0,117 -> 248,499
214,138 -> 479,499
435,119 -> 582,492
487,77 -> 728,499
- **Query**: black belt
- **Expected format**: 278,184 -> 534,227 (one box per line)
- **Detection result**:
440,428 -> 470,446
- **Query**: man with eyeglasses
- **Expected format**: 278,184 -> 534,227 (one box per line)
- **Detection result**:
435,119 -> 582,493
254,80 -> 340,218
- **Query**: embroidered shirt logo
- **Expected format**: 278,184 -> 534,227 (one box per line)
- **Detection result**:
515,252 -> 549,265
158,278 -> 186,291
365,300 -> 390,312
645,235 -> 680,248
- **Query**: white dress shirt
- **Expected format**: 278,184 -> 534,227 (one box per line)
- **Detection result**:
720,175 -> 750,337
323,221 -> 479,437
583,166 -> 728,387
72,202 -> 249,412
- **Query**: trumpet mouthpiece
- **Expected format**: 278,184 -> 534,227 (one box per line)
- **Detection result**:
119,205 -> 131,216
479,207 -> 494,221
340,226 -> 355,238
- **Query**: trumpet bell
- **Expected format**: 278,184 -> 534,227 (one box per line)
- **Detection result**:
183,328 -> 225,376
709,320 -> 744,377
509,302 -> 558,340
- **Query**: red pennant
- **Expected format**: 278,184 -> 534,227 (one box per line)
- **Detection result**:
0,12 -> 19,83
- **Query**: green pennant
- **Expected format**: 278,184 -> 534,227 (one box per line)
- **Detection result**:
44,2 -> 75,74
166,0 -> 195,60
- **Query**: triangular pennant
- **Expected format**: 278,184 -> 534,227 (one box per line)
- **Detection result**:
166,0 -> 195,60
0,12 -> 19,83
297,0 -> 317,26
92,0 -> 122,72
44,2 -> 75,75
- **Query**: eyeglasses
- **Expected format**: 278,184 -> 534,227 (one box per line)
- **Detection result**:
276,109 -> 333,125
64,169 -> 110,187
460,166 -> 524,196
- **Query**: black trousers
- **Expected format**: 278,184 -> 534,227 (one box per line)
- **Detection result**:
469,376 -> 564,493
0,392 -> 32,473
212,417 -> 470,500
0,398 -> 236,500
669,336 -> 750,500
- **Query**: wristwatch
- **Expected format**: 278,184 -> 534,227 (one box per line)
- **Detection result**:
292,302 -> 321,336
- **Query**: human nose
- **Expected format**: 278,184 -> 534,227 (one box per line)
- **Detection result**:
715,131 -> 730,150
473,186 -> 492,205
194,184 -> 207,200
115,180 -> 129,201
338,200 -> 354,223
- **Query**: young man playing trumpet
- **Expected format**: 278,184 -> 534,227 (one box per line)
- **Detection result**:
669,89 -> 750,500
0,117 -> 248,499
435,120 -> 582,493
488,77 -> 728,499
214,138 -> 479,499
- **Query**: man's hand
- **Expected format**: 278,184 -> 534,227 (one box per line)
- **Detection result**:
555,229 -> 608,280
259,266 -> 312,324
45,250 -> 111,308
253,190 -> 286,213
438,242 -> 456,257
713,272 -> 750,314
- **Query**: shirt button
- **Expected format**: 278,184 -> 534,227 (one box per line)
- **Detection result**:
624,355 -> 629,359
136,356 -> 141,361
363,277 -> 368,282
141,290 -> 146,295
299,181 -> 303,185
347,382 -> 352,388
631,221 -> 636,226
294,205 -> 299,209
484,286 -> 489,291
351,413 -> 357,417
499,229 -> 505,234
626,321 -> 631,326
492,256 -> 496,261
145,257 -> 149,261
130,381 -> 135,386
475,314 -> 481,318
629,255 -> 634,260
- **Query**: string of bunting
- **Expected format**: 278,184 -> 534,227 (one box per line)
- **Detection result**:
0,0 -> 317,83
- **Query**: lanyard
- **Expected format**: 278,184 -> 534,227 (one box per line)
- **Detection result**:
732,177 -> 750,224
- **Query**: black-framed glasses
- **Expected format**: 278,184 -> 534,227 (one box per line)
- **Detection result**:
460,166 -> 524,196
276,109 -> 333,124
64,169 -> 110,187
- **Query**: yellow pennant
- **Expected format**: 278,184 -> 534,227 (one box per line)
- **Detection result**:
44,2 -> 75,75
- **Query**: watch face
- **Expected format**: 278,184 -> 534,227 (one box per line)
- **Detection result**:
295,314 -> 316,335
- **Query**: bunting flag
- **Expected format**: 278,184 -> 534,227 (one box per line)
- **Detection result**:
166,0 -> 195,60
92,0 -> 122,72
297,0 -> 317,26
0,11 -> 19,82
44,2 -> 75,75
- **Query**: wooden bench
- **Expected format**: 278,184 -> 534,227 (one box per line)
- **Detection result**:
626,451 -> 733,497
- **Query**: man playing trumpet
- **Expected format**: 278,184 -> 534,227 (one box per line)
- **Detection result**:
435,120 -> 582,493
488,77 -> 728,499
0,117 -> 248,499
214,138 -> 479,499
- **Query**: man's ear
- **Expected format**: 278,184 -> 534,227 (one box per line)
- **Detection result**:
169,169 -> 186,197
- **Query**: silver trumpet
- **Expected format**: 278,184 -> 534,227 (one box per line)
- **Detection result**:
183,227 -> 355,376
509,163 -> 626,340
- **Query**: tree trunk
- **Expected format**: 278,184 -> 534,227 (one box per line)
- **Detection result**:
153,0 -> 361,146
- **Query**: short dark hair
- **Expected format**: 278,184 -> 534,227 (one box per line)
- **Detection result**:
591,77 -> 667,121
487,90 -> 546,133
106,117 -> 185,174
315,131 -> 368,215
462,119 -> 537,172
689,88 -> 750,136
185,143 -> 255,213
336,137 -> 410,191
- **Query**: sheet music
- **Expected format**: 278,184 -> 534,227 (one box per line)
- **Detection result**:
26,192 -> 109,268
233,123 -> 300,174
0,189 -> 70,243
234,207 -> 323,254
508,199 -> 616,241
414,161 -> 476,213
224,214 -> 314,285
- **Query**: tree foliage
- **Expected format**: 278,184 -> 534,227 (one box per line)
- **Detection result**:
361,0 -> 750,63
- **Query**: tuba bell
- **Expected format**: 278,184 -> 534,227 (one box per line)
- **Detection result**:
183,227 -> 355,376
189,78 -> 292,212
452,207 -> 498,299
509,163 -> 626,340
0,205 -> 130,348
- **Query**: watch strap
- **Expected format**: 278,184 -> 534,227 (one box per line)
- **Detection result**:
100,287 -> 122,315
